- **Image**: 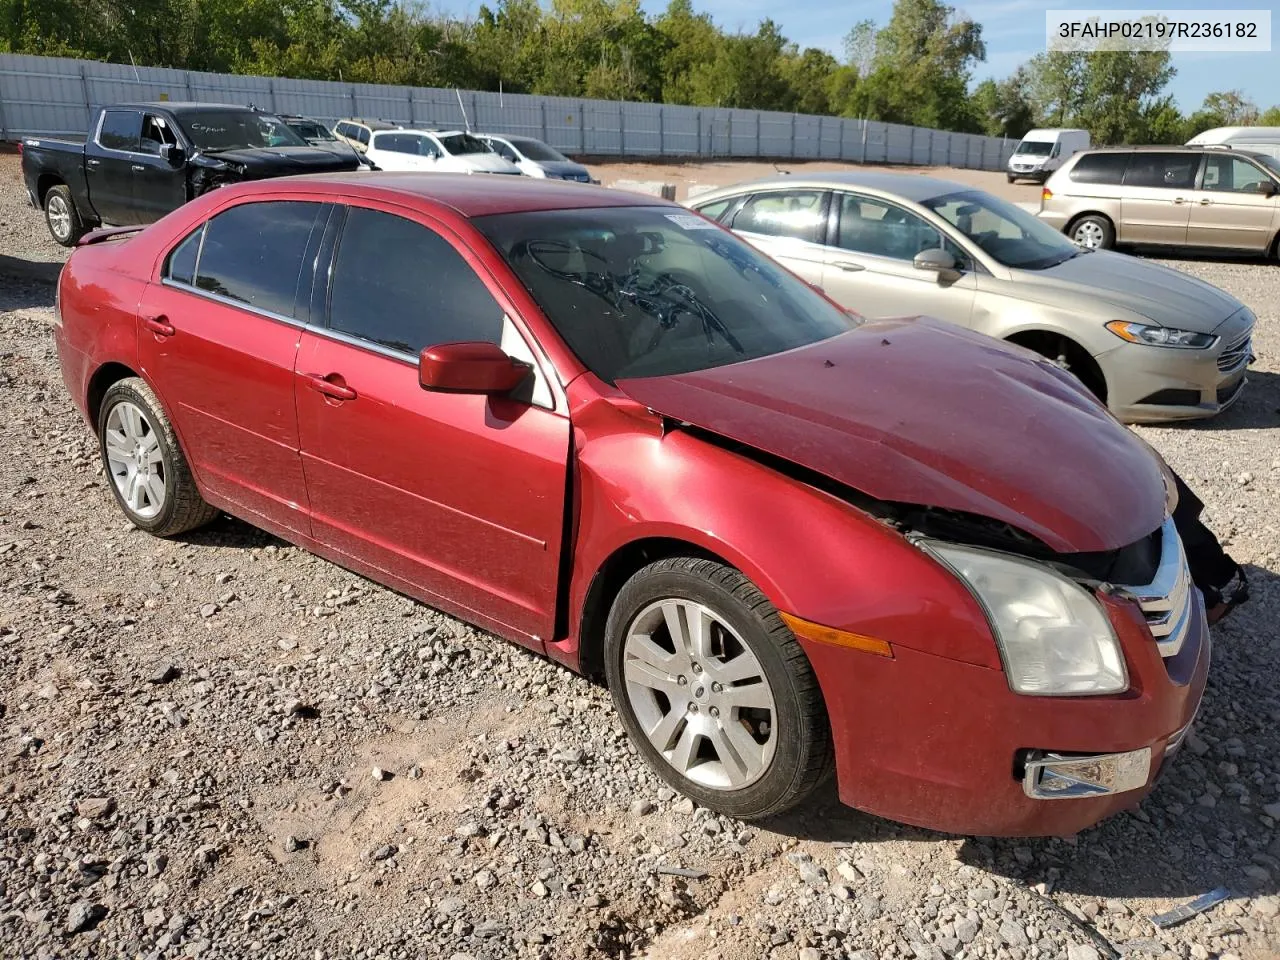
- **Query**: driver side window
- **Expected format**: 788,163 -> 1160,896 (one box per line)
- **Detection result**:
836,194 -> 964,264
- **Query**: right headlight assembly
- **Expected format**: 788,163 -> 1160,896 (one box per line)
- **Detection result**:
922,542 -> 1128,696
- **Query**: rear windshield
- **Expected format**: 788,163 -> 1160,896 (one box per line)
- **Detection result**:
1015,140 -> 1053,157
475,206 -> 856,382
179,110 -> 307,150
510,138 -> 567,162
440,133 -> 491,156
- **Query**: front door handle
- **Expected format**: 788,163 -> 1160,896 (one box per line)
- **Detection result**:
1199,198 -> 1213,206
87,158 -> 101,167
142,314 -> 175,337
131,164 -> 146,172
832,260 -> 866,272
1173,197 -> 1187,205
304,373 -> 357,401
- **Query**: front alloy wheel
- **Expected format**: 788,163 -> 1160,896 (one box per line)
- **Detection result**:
605,557 -> 832,820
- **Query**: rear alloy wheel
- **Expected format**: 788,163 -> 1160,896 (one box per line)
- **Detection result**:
44,184 -> 86,247
1070,214 -> 1114,251
604,557 -> 832,820
97,378 -> 220,536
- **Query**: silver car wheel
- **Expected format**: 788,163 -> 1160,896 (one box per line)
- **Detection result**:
622,598 -> 777,790
1073,220 -> 1105,249
104,401 -> 166,520
46,193 -> 72,241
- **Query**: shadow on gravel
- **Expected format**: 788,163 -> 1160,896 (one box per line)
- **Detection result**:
0,253 -> 61,287
1166,370 -> 1280,432
176,513 -> 291,551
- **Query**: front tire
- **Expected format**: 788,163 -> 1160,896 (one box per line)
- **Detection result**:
97,378 -> 219,536
1069,214 -> 1115,251
604,557 -> 832,820
45,184 -> 86,247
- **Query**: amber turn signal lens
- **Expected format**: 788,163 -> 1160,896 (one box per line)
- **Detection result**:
780,613 -> 893,658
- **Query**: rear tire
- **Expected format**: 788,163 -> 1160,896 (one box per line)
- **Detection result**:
44,184 -> 86,247
97,378 -> 219,537
1068,214 -> 1115,251
604,556 -> 832,820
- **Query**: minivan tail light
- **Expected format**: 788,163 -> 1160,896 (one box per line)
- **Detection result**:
1042,187 -> 1053,201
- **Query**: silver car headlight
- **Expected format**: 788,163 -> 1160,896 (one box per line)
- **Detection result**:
923,542 -> 1128,696
1106,320 -> 1217,349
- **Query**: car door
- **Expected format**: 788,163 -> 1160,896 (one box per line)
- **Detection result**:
725,189 -> 831,287
136,199 -> 331,537
820,192 -> 977,325
132,113 -> 188,223
295,204 -> 570,647
1187,154 -> 1280,251
1119,152 -> 1201,245
84,108 -> 145,225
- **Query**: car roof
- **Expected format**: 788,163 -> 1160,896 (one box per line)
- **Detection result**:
1073,145 -> 1272,160
113,102 -> 264,114
693,171 -> 974,203
228,172 -> 672,218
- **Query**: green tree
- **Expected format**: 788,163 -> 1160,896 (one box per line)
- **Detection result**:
972,69 -> 1033,138
1025,50 -> 1173,143
1260,105 -> 1280,125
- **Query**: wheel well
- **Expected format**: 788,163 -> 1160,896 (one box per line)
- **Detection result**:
36,174 -> 65,207
1005,331 -> 1108,403
577,537 -> 730,681
86,362 -> 139,426
1065,211 -> 1113,234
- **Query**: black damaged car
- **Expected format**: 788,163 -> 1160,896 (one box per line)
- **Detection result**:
21,102 -> 362,245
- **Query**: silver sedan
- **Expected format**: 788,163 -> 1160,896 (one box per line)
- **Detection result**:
687,172 -> 1254,423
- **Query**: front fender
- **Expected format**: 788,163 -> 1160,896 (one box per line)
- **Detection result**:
561,387 -> 1001,672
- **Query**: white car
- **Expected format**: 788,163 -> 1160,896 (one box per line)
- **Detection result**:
478,134 -> 596,183
365,129 -> 524,175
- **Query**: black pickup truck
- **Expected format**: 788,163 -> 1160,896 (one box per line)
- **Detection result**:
22,102 -> 362,245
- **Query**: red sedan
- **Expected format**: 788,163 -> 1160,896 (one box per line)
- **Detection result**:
53,173 -> 1208,836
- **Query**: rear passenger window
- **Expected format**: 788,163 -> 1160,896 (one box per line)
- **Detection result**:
731,191 -> 827,243
693,198 -> 733,223
1123,153 -> 1200,190
1069,153 -> 1130,184
193,201 -> 324,317
357,127 -> 371,145
99,110 -> 142,151
328,208 -> 504,355
165,225 -> 204,285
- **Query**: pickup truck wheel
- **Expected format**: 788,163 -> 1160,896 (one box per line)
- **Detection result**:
604,557 -> 832,820
45,185 -> 86,247
97,378 -> 219,536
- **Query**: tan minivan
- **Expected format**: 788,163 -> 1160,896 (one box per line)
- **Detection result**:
1038,147 -> 1280,256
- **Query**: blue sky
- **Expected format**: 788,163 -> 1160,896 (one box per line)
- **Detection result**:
439,0 -> 1279,111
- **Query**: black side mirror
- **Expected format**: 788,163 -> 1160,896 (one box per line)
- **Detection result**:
160,143 -> 185,167
1257,180 -> 1278,197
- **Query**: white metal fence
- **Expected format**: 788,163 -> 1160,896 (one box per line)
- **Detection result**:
0,53 -> 1016,170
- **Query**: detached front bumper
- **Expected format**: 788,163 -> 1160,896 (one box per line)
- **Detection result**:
1098,318 -> 1254,423
799,586 -> 1209,837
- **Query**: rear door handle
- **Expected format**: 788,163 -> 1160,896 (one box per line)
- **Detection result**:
142,314 -> 175,337
1199,198 -> 1213,206
832,260 -> 866,272
304,373 -> 357,401
132,164 -> 146,172
1173,197 -> 1187,205
87,158 -> 101,166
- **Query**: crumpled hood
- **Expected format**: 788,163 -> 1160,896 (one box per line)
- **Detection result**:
200,145 -> 360,175
617,317 -> 1166,554
1023,250 -> 1241,332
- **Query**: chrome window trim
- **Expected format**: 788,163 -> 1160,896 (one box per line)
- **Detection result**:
157,279 -> 565,413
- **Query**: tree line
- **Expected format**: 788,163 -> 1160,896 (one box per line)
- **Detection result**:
3,0 -> 1277,144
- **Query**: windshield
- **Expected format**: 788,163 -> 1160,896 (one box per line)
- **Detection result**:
923,190 -> 1082,270
510,138 -> 568,162
440,133 -> 492,156
1014,140 -> 1054,157
180,110 -> 308,150
290,121 -> 335,141
1258,155 -> 1280,177
476,207 -> 857,382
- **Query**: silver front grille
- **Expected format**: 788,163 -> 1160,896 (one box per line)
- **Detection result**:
1120,517 -> 1193,659
1217,329 -> 1253,372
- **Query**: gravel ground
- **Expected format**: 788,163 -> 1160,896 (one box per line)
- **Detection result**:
1,153 -> 1278,960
